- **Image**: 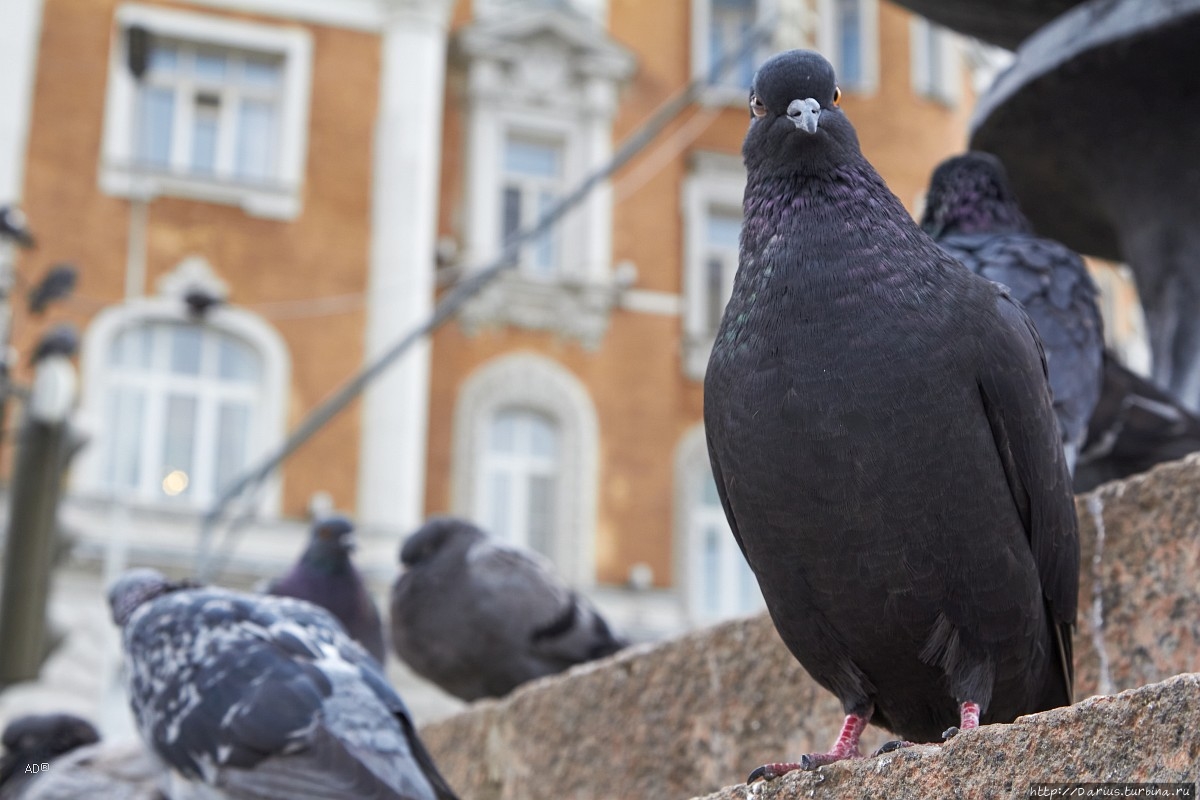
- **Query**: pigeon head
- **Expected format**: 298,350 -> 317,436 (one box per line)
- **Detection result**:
107,568 -> 184,626
2,713 -> 100,759
302,514 -> 357,572
920,152 -> 1033,238
743,50 -> 861,176
399,516 -> 484,568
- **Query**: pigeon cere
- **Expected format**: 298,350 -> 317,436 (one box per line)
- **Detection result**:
1,3 -> 1199,799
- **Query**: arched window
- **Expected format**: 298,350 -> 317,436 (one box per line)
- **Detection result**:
76,258 -> 289,514
453,353 -> 598,585
675,424 -> 763,625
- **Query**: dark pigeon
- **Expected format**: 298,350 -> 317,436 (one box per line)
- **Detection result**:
703,50 -> 1079,781
1074,351 -> 1200,492
108,568 -> 459,800
184,287 -> 223,319
0,714 -> 99,800
0,207 -> 34,248
26,264 -> 78,315
921,152 -> 1105,474
390,517 -> 627,702
268,514 -> 386,664
29,324 -> 79,365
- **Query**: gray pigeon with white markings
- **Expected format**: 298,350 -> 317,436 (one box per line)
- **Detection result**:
390,517 -> 627,701
108,568 -> 458,800
921,152 -> 1105,474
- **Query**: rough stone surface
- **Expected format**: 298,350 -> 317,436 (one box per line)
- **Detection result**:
420,454 -> 1200,799
693,673 -> 1200,800
17,741 -> 165,800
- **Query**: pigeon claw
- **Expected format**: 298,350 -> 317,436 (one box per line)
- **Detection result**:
942,726 -> 961,740
872,740 -> 914,756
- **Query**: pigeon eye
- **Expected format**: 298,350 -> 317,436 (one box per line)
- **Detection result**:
749,93 -> 768,118
832,87 -> 842,107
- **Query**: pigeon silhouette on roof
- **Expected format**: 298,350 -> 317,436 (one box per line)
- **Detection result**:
108,568 -> 458,800
704,50 -> 1078,782
390,517 -> 627,701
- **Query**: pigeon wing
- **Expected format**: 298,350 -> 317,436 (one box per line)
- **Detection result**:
976,290 -> 1080,702
467,542 -> 622,664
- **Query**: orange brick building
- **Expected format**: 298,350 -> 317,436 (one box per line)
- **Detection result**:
2,0 -> 974,632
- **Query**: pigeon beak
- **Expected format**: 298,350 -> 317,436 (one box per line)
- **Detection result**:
787,98 -> 821,134
341,534 -> 358,552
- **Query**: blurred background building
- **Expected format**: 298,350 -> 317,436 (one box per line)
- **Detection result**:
0,0 -> 1144,722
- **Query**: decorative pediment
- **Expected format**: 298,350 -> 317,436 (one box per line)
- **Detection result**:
455,9 -> 635,107
155,255 -> 230,302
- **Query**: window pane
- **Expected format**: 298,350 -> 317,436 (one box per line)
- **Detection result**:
214,402 -> 250,495
236,98 -> 276,181
504,139 -> 560,178
112,326 -> 153,370
169,326 -> 202,375
702,523 -> 722,617
161,394 -> 197,497
706,256 -> 727,332
490,411 -> 517,453
147,43 -> 178,76
532,190 -> 557,275
529,415 -> 558,459
837,0 -> 863,87
487,471 -> 512,540
241,55 -> 282,89
707,211 -> 741,250
137,86 -> 175,167
105,387 -> 145,491
218,336 -> 260,381
191,98 -> 220,174
501,186 -> 522,246
193,50 -> 227,83
527,474 -> 556,557
710,0 -> 755,88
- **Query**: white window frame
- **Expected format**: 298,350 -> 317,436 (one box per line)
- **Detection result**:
451,353 -> 599,586
674,424 -> 764,625
74,286 -> 290,516
682,151 -> 747,381
910,16 -> 962,106
99,4 -> 313,220
691,0 -> 777,105
817,0 -> 880,94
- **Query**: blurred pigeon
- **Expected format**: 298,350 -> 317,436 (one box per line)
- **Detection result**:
390,517 -> 627,701
921,152 -> 1105,474
704,50 -> 1078,781
268,514 -> 386,664
108,568 -> 459,800
29,324 -> 78,365
184,286 -> 223,319
1075,352 -> 1200,491
0,714 -> 99,800
0,207 -> 34,248
26,264 -> 78,315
